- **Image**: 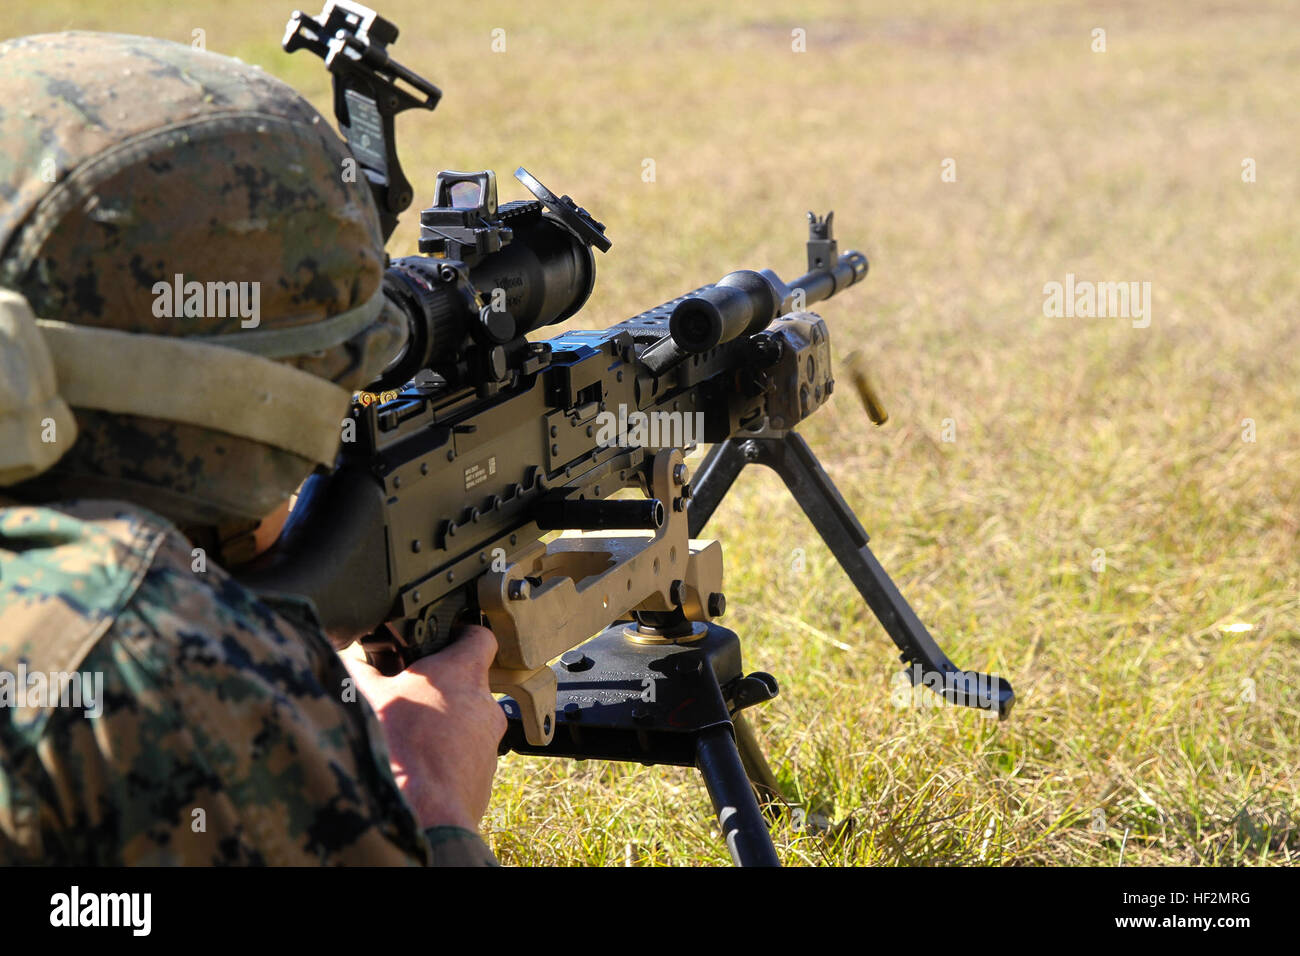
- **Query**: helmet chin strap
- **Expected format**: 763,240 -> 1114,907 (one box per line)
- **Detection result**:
37,319 -> 353,464
0,289 -> 365,489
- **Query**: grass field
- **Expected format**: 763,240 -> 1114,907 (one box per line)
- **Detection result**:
8,0 -> 1297,865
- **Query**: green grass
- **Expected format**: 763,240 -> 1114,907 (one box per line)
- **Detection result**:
8,0 -> 1297,865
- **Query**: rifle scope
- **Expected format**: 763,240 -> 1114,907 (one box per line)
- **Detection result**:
377,168 -> 609,389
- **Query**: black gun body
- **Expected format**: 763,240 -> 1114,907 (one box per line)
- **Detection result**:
242,256 -> 854,663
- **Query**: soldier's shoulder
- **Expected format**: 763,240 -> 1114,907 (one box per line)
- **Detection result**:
0,498 -> 181,674
0,498 -> 413,864
0,497 -> 319,675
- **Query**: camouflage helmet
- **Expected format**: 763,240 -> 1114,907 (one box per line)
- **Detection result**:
0,32 -> 403,529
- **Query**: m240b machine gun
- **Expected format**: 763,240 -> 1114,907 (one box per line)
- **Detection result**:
243,1 -> 1015,866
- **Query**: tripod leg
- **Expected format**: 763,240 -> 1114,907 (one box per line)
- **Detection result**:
733,713 -> 784,811
695,725 -> 781,867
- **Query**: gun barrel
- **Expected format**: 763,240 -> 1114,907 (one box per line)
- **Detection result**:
787,249 -> 869,310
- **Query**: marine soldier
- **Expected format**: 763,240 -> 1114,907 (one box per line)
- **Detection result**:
0,32 -> 504,865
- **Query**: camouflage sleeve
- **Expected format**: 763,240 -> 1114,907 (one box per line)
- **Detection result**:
0,501 -> 493,866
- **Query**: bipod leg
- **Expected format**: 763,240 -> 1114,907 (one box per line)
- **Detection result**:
695,724 -> 781,867
689,434 -> 1015,719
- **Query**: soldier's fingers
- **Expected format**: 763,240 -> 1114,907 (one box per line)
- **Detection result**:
401,625 -> 497,690
339,650 -> 383,691
440,624 -> 499,675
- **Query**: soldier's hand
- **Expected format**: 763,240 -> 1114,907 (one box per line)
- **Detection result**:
342,626 -> 507,831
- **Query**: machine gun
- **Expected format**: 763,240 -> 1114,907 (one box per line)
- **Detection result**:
246,1 -> 1015,866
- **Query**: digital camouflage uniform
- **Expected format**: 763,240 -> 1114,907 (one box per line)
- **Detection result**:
0,495 -> 493,865
0,33 -> 497,865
